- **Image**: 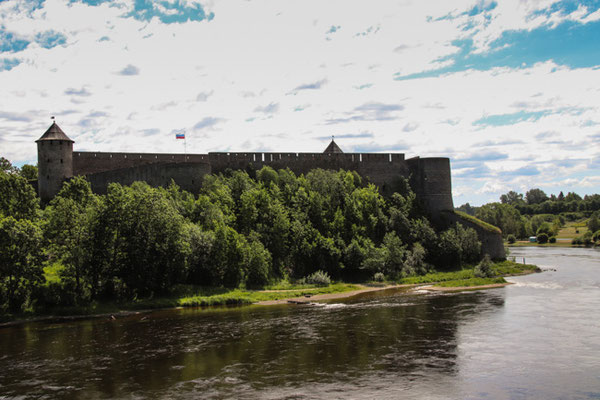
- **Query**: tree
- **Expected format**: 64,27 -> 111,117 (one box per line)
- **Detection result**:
44,177 -> 100,302
19,164 -> 38,181
243,232 -> 272,288
456,202 -> 476,215
0,157 -> 17,174
588,212 -> 600,233
525,188 -> 548,205
0,216 -> 44,311
500,191 -> 524,205
0,171 -> 39,220
537,233 -> 549,244
474,254 -> 493,278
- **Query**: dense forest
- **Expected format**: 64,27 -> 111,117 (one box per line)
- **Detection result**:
0,158 -> 484,314
457,189 -> 600,244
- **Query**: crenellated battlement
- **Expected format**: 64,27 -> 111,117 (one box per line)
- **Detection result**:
38,125 -> 451,218
72,151 -> 209,176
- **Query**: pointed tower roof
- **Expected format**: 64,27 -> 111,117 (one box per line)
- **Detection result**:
323,139 -> 343,154
36,122 -> 74,142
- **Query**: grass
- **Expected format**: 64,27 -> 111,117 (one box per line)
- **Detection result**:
556,223 -> 588,239
435,277 -> 506,287
507,220 -> 593,247
452,210 -> 503,234
177,283 -> 359,307
398,259 -> 539,288
399,269 -> 475,284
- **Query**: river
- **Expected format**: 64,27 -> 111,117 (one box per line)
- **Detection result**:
1,247 -> 599,399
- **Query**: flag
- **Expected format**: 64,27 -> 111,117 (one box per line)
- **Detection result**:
176,132 -> 185,139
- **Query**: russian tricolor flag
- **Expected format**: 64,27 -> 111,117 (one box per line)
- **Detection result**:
176,132 -> 185,139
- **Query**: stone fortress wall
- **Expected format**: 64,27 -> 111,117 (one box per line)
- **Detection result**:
71,150 -> 453,215
37,122 -> 503,259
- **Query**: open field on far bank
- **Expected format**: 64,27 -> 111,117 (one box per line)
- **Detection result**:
508,220 -> 596,247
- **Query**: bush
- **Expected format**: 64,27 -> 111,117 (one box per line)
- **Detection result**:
572,237 -> 583,245
593,230 -> 600,243
474,254 -> 494,278
305,270 -> 331,286
537,233 -> 549,244
507,234 -> 516,244
373,272 -> 385,282
549,236 -> 556,243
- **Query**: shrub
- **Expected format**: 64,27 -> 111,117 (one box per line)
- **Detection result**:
305,270 -> 331,286
537,233 -> 549,244
507,234 -> 516,244
474,254 -> 494,278
373,272 -> 385,282
549,236 -> 556,244
571,237 -> 583,245
593,230 -> 600,243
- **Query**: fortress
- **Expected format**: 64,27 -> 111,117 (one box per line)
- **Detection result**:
36,122 -> 505,258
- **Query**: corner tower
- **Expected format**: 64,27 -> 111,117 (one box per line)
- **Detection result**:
36,121 -> 74,202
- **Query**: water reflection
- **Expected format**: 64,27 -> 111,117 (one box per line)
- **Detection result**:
0,288 -> 503,399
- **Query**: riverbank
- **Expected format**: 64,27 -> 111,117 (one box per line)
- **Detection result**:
256,284 -> 413,305
0,260 -> 539,327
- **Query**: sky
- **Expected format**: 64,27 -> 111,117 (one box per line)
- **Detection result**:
0,0 -> 599,206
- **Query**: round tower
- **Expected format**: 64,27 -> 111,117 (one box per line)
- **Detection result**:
36,121 -> 74,202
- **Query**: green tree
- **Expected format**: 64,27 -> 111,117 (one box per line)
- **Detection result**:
474,254 -> 493,278
243,232 -> 272,288
0,171 -> 39,220
588,212 -> 600,233
525,188 -> 548,205
500,190 -> 524,205
0,157 -> 18,174
44,177 -> 99,302
19,164 -> 38,181
0,216 -> 44,311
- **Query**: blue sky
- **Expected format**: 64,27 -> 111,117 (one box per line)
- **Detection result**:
0,0 -> 599,205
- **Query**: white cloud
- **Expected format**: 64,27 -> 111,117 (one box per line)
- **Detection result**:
0,0 -> 597,205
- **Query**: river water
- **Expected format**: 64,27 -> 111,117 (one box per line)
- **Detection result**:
1,247 -> 599,399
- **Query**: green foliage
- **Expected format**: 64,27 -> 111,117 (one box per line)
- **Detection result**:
507,234 -> 516,244
500,190 -> 524,205
0,170 -> 39,220
429,223 -> 481,268
525,188 -> 549,205
536,233 -> 549,244
536,222 -> 554,237
454,210 -> 502,234
588,212 -> 600,233
474,254 -> 494,278
0,157 -> 18,174
0,216 -> 44,312
435,277 -> 506,287
592,230 -> 600,243
303,270 -> 331,286
19,164 -> 38,181
373,272 -> 385,282
549,236 -> 556,243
